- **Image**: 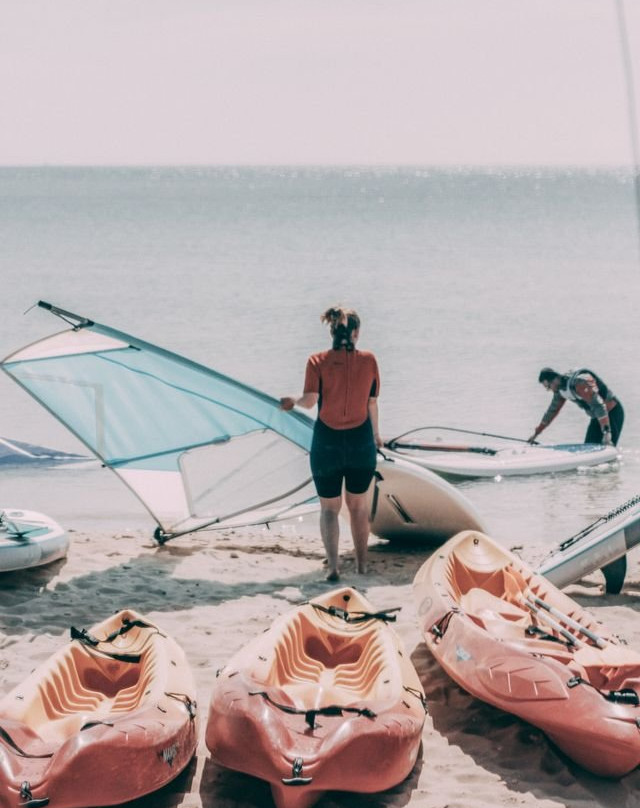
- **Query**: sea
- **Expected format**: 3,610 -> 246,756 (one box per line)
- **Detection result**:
1,165 -> 639,555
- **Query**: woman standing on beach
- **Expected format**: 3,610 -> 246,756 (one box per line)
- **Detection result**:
280,306 -> 382,581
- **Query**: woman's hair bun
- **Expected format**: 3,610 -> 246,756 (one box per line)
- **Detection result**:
321,306 -> 361,350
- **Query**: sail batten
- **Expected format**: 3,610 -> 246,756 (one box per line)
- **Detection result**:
2,303 -> 317,539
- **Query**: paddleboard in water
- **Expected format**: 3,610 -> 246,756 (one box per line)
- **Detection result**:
367,454 -> 486,543
386,427 -> 619,478
538,495 -> 640,594
0,508 -> 69,571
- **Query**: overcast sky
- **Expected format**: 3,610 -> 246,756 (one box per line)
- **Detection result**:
1,0 -> 638,166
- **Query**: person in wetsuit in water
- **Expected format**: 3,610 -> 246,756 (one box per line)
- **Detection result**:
280,306 -> 382,581
528,367 -> 624,447
528,366 -> 626,594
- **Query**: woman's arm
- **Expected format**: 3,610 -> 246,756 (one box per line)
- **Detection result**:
368,397 -> 383,447
280,392 -> 319,411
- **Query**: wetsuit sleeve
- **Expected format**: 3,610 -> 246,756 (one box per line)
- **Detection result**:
303,357 -> 320,394
539,392 -> 565,429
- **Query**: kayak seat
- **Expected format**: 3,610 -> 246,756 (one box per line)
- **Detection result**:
459,587 -> 532,639
266,613 -> 395,706
445,533 -> 514,597
7,641 -> 159,745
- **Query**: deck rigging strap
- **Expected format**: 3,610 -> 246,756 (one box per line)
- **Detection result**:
310,602 -> 400,623
165,691 -> 198,719
249,691 -> 377,729
403,685 -> 428,710
69,617 -> 161,663
567,675 -> 639,705
429,607 -> 460,640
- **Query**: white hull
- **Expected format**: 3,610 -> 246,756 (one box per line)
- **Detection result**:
219,455 -> 487,546
388,442 -> 618,478
0,508 -> 69,571
367,455 -> 486,543
538,499 -> 640,590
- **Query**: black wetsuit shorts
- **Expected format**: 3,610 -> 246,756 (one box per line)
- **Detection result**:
310,418 -> 377,498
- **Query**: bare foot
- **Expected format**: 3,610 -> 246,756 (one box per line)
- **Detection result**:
356,565 -> 368,575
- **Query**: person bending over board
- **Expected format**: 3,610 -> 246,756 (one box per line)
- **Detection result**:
280,306 -> 382,581
528,366 -> 626,594
528,367 -> 624,447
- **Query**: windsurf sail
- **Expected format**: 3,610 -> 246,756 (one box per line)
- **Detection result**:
1,302 -> 317,542
0,436 -> 88,465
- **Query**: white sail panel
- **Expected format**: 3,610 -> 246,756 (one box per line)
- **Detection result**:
5,329 -> 129,363
2,303 -> 316,540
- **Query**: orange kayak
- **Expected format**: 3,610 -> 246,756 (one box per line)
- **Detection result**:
413,530 -> 640,778
0,609 -> 198,807
206,587 -> 426,808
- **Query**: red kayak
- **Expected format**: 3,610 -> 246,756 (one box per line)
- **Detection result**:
206,587 -> 426,808
414,530 -> 640,778
0,610 -> 198,807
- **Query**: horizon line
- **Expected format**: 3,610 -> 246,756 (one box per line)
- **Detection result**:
0,162 -> 636,172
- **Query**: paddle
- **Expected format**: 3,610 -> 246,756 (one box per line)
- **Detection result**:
386,426 -> 537,457
390,425 -> 535,444
504,566 -> 605,648
522,598 -> 584,647
384,439 -> 497,456
528,595 -> 606,649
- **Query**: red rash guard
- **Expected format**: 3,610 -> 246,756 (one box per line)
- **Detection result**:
303,349 -> 380,430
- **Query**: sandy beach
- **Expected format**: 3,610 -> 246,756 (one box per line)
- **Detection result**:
2,525 -> 640,808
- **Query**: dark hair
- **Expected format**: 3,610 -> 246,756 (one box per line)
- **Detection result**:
321,306 -> 361,351
538,367 -> 560,384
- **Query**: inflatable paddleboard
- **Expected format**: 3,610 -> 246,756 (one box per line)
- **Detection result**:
386,427 -> 618,478
367,454 -> 486,543
538,495 -> 640,594
0,508 -> 69,571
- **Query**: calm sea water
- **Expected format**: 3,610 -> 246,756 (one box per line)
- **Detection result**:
1,166 -> 639,551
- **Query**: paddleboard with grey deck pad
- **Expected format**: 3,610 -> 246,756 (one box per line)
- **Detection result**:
538,495 -> 640,594
385,426 -> 619,479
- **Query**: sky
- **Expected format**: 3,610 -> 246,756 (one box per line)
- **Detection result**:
1,0 -> 639,166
